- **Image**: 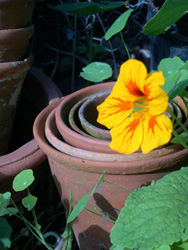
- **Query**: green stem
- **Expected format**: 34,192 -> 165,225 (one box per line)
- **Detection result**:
84,207 -> 115,223
103,180 -> 131,193
85,204 -> 117,221
173,129 -> 188,150
120,31 -> 130,59
179,92 -> 188,111
171,111 -> 188,134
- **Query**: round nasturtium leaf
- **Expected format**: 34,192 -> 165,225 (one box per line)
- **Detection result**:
22,194 -> 38,211
80,62 -> 112,82
13,169 -> 34,192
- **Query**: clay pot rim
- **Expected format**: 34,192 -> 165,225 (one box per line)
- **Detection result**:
0,67 -> 62,175
0,51 -> 34,72
55,81 -> 188,154
45,102 -> 185,162
0,23 -> 34,34
33,99 -> 188,175
69,96 -> 94,138
55,82 -> 115,150
78,91 -> 111,139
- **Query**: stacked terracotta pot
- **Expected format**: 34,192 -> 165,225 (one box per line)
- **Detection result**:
0,0 -> 36,155
0,0 -> 62,201
33,81 -> 188,250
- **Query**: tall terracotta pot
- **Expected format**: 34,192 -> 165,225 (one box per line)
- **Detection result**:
0,53 -> 34,155
0,0 -> 35,29
33,83 -> 188,250
0,67 -> 62,201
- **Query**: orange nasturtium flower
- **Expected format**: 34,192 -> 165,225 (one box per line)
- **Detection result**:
97,59 -> 173,154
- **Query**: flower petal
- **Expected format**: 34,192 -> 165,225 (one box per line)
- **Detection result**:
144,72 -> 168,116
113,59 -> 147,102
109,115 -> 143,154
97,92 -> 135,129
141,114 -> 173,154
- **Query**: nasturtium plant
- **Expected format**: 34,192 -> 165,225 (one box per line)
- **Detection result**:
80,62 -> 112,82
158,57 -> 188,101
67,171 -> 106,223
13,169 -> 34,192
142,0 -> 188,36
48,2 -> 124,15
110,167 -> 188,250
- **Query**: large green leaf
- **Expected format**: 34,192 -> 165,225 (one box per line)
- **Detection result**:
105,9 -> 133,40
110,167 -> 188,250
142,0 -> 188,36
80,62 -> 112,82
49,2 -> 124,15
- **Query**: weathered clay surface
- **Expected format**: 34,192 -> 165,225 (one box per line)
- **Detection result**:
0,24 -> 34,62
0,53 -> 34,155
0,67 -> 62,201
0,0 -> 35,29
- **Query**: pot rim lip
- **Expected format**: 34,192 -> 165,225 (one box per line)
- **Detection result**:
33,99 -> 188,175
55,82 -> 115,147
55,82 -> 188,153
0,67 -> 62,170
0,23 -> 34,33
45,105 -> 186,162
78,90 -> 111,139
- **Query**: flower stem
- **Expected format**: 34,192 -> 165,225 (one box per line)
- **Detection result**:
120,31 -> 130,59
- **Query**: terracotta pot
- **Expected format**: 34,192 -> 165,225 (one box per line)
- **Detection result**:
78,91 -> 111,140
33,98 -> 188,250
0,24 -> 34,62
0,52 -> 34,155
0,67 -> 62,201
55,82 -> 188,154
0,0 -> 35,29
45,105 -> 185,162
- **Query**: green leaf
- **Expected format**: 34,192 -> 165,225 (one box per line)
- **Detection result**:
161,71 -> 181,96
0,218 -> 12,249
0,192 -> 11,214
0,207 -> 18,217
154,246 -> 171,250
67,172 -> 106,223
22,194 -> 38,211
105,9 -> 133,40
110,245 -> 127,250
171,132 -> 188,144
110,167 -> 188,250
142,0 -> 188,36
169,69 -> 188,101
158,57 -> 185,77
171,240 -> 188,250
67,194 -> 90,223
48,2 -> 124,15
13,169 -> 34,192
80,62 -> 112,82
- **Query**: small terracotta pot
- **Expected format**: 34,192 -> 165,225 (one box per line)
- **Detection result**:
0,24 -> 34,62
78,91 -> 111,140
0,53 -> 34,155
33,99 -> 188,250
0,0 -> 35,29
0,67 -> 62,201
